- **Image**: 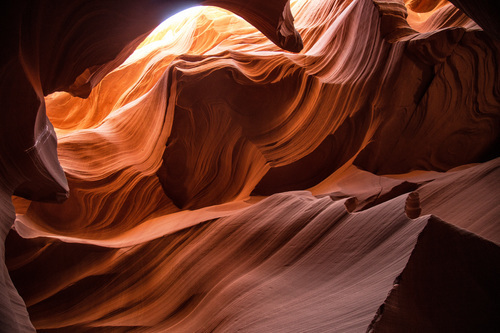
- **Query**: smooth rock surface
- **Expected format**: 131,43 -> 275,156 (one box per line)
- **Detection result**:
1,0 -> 499,331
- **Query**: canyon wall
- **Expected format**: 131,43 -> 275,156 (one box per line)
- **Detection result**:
1,0 -> 499,331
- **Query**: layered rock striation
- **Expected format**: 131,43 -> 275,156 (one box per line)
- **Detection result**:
1,0 -> 499,331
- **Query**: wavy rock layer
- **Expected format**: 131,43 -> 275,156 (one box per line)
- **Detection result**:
1,1 -> 301,330
8,159 -> 500,331
2,0 -> 500,331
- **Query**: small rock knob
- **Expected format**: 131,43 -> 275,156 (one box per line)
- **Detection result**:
405,191 -> 421,219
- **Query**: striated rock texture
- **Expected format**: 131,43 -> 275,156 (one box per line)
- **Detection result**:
1,0 -> 499,331
1,0 -> 301,330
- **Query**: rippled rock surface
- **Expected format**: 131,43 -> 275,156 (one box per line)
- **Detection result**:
1,0 -> 499,331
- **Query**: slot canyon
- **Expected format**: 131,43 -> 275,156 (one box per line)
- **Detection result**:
1,0 -> 499,331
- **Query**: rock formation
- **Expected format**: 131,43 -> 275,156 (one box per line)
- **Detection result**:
1,0 -> 499,331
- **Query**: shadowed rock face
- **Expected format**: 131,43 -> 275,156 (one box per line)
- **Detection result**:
370,216 -> 500,332
1,0 -> 499,331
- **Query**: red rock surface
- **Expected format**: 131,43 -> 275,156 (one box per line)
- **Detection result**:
1,0 -> 499,331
